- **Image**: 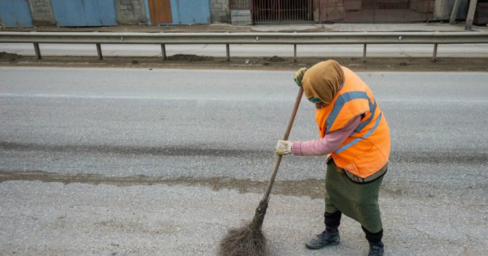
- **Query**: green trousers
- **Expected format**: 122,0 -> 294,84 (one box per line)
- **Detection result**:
324,160 -> 385,233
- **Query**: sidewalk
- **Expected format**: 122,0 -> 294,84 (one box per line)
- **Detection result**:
6,22 -> 488,34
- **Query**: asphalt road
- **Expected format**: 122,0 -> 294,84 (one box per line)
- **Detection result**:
0,67 -> 487,256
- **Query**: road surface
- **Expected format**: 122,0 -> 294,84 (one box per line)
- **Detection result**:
0,67 -> 487,255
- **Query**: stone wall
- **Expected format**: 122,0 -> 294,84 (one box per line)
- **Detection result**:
314,0 -> 345,22
28,0 -> 55,26
210,0 -> 231,23
115,0 -> 146,24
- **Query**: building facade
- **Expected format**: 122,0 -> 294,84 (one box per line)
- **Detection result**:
0,0 -> 211,27
227,0 -> 470,23
0,0 -> 482,28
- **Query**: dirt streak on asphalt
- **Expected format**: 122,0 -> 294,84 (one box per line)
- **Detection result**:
0,170 -> 326,199
0,169 -> 413,201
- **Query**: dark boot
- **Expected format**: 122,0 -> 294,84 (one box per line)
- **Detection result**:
362,226 -> 384,256
305,211 -> 342,249
305,230 -> 340,249
368,243 -> 384,256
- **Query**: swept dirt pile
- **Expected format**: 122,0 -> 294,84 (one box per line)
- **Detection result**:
0,52 -> 22,62
166,54 -> 214,62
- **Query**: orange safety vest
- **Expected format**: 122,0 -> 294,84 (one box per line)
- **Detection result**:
315,67 -> 390,178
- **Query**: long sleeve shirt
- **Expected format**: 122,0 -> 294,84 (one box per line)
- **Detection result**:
291,115 -> 361,156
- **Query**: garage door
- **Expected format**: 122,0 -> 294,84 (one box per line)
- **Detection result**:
51,0 -> 117,26
0,0 -> 33,27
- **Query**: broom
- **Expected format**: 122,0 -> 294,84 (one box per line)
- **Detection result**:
219,86 -> 304,256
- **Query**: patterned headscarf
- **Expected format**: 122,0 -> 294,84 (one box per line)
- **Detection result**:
302,60 -> 344,105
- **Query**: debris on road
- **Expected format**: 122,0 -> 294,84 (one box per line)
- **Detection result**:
166,54 -> 214,62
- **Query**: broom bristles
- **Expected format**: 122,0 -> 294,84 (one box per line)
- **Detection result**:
218,221 -> 267,256
219,200 -> 269,256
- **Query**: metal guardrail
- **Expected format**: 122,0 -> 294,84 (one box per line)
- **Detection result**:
1,31 -> 488,62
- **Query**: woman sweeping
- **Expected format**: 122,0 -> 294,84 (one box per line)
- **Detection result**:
276,60 -> 390,256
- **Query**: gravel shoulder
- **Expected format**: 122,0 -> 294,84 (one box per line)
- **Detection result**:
1,52 -> 488,72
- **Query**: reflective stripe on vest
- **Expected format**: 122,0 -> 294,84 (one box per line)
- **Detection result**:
353,99 -> 377,134
325,91 -> 377,134
335,113 -> 382,154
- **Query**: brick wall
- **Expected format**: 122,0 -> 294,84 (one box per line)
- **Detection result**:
210,0 -> 231,23
28,0 -> 55,26
115,0 -> 146,24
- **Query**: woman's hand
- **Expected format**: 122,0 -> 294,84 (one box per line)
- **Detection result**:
293,67 -> 308,87
275,140 -> 293,155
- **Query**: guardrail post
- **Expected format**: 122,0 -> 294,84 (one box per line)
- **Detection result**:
33,43 -> 41,59
294,44 -> 297,63
96,43 -> 103,60
161,44 -> 167,60
433,43 -> 438,62
363,44 -> 367,62
226,44 -> 230,61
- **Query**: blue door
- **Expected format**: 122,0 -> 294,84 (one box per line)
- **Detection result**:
0,0 -> 33,27
144,0 -> 210,25
51,0 -> 117,26
175,0 -> 211,24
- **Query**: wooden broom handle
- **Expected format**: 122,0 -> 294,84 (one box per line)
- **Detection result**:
262,86 -> 304,202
